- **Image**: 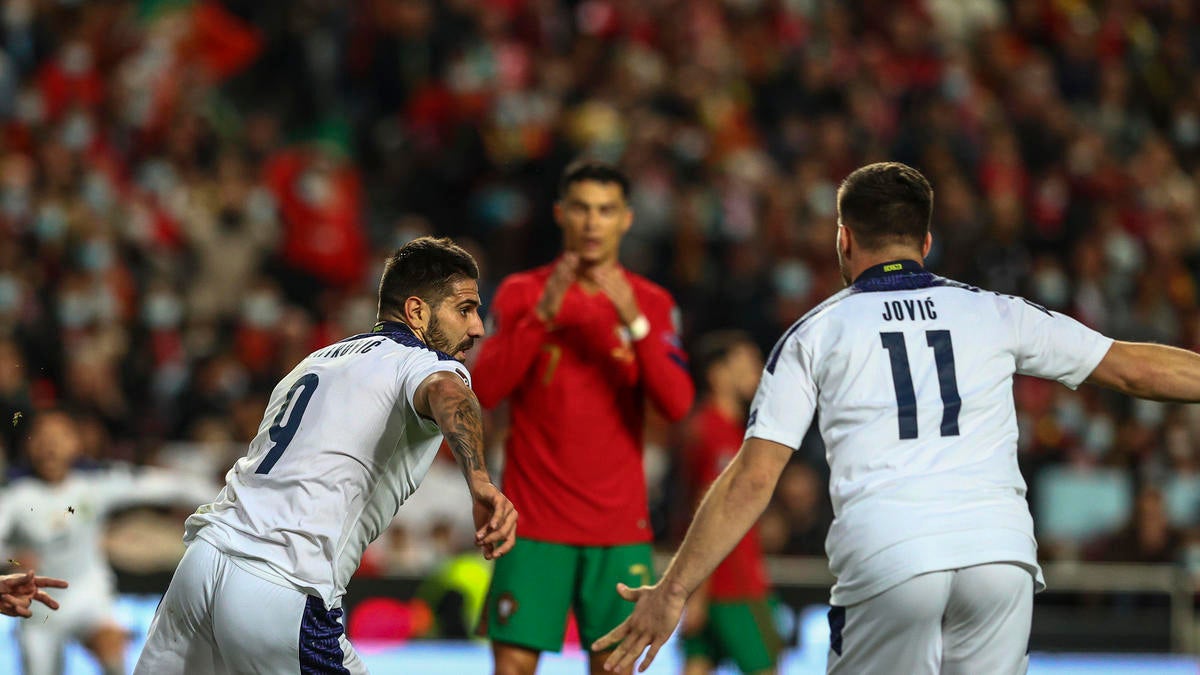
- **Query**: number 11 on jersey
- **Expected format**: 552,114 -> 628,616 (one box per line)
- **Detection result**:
880,330 -> 961,440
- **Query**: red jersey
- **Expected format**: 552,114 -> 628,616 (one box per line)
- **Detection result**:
685,403 -> 770,600
472,262 -> 694,545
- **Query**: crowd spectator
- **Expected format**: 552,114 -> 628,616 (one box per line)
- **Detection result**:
0,0 -> 1199,577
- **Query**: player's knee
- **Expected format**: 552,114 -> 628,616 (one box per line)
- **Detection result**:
492,642 -> 540,675
86,625 -> 127,663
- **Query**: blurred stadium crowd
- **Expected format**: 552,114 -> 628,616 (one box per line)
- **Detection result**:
1,0 -> 1200,586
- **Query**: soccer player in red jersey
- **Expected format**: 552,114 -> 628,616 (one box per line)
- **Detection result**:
473,160 -> 694,675
680,331 -> 779,675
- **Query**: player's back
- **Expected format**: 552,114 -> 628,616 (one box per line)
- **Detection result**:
185,322 -> 468,607
750,261 -> 1112,605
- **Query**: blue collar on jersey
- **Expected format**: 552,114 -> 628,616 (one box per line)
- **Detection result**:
370,320 -> 458,361
373,320 -> 415,335
851,259 -> 935,292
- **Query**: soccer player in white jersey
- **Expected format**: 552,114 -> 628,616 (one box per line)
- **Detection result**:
134,236 -> 517,675
0,410 -> 216,675
594,162 -> 1200,674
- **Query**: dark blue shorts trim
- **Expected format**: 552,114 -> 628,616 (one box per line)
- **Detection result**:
300,595 -> 349,674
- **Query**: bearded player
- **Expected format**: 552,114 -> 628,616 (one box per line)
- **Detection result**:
134,237 -> 516,674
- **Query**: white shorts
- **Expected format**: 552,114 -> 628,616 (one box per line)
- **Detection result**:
18,584 -> 117,675
134,538 -> 367,675
826,562 -> 1033,675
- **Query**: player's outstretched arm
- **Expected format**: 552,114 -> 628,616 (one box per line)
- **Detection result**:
1087,341 -> 1200,402
415,371 -> 517,560
0,571 -> 68,618
591,437 -> 792,673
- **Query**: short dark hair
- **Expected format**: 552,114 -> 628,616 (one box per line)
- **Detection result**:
558,159 -> 630,201
690,330 -> 754,395
837,162 -> 933,250
377,236 -> 479,319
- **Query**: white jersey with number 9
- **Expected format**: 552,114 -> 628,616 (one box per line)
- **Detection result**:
184,322 -> 470,609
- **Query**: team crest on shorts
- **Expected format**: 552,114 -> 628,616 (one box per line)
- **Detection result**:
496,592 -> 519,625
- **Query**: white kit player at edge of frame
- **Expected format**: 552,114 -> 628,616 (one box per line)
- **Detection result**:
0,410 -> 217,675
592,161 -> 1200,675
133,236 -> 517,675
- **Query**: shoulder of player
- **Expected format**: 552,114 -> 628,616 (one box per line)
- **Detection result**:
500,265 -> 555,291
493,266 -> 554,305
924,275 -> 1049,317
763,286 -> 859,373
792,285 -> 863,334
625,271 -> 675,306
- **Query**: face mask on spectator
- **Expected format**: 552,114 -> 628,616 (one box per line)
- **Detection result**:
242,292 -> 282,328
1054,395 -> 1087,436
34,204 -> 66,241
0,274 -> 20,313
1083,415 -> 1115,457
60,111 -> 93,150
83,172 -> 114,213
299,169 -> 333,207
79,239 -> 113,271
1032,266 -> 1070,309
1173,111 -> 1199,148
1,189 -> 28,220
58,291 -> 93,328
59,42 -> 92,75
144,292 -> 183,330
773,259 -> 812,299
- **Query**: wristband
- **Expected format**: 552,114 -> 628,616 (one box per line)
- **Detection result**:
627,315 -> 651,342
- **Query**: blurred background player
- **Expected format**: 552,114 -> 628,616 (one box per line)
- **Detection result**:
0,409 -> 215,675
134,236 -> 516,675
681,330 -> 779,675
473,160 -> 694,675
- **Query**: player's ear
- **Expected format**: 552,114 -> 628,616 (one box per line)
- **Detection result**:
403,295 -> 429,332
922,231 -> 933,258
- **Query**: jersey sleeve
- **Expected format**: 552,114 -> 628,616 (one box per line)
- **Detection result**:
1004,296 -> 1114,389
745,330 -> 817,450
401,350 -> 473,423
633,290 -> 695,422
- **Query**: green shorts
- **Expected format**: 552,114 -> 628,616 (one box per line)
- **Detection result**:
682,597 -> 782,673
481,537 -> 654,653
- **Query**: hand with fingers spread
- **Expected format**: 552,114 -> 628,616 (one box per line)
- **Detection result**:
0,570 -> 69,618
588,265 -> 641,326
535,253 -> 579,325
591,579 -> 688,673
471,482 -> 518,560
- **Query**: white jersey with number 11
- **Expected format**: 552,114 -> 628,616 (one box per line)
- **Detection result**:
746,261 -> 1113,607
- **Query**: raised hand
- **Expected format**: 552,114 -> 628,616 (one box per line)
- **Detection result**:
535,253 -> 579,325
588,265 -> 641,326
0,571 -> 69,618
472,482 -> 518,560
591,580 -> 687,672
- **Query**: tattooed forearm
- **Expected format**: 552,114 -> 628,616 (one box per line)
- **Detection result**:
429,378 -> 487,479
446,396 -> 485,474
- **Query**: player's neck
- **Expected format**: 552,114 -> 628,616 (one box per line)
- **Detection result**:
572,255 -> 621,289
848,249 -> 924,282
